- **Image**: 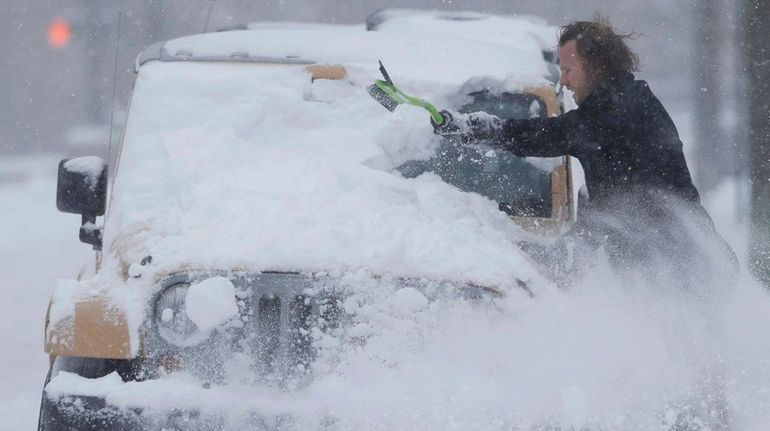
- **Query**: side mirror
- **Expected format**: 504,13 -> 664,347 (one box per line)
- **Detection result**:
56,157 -> 108,250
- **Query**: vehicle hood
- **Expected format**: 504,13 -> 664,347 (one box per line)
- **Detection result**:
105,60 -> 546,291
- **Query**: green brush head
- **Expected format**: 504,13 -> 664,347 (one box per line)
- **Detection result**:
367,63 -> 444,125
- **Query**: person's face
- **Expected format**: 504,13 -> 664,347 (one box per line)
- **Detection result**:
559,39 -> 594,105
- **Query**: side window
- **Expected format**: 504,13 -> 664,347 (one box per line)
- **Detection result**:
398,90 -> 555,218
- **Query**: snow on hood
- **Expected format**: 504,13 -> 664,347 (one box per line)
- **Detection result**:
105,60 -> 544,290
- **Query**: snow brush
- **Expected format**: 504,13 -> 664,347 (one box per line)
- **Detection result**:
367,60 -> 444,125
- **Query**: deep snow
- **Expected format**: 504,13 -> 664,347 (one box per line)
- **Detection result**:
0,156 -> 91,430
3,158 -> 770,430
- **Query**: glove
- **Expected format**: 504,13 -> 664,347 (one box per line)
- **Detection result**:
431,110 -> 462,137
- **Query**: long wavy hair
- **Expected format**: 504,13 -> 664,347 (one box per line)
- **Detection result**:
559,16 -> 640,85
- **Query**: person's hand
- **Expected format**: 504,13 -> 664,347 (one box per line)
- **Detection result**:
431,110 -> 462,137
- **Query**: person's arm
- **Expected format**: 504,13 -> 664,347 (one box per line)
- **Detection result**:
432,110 -> 577,157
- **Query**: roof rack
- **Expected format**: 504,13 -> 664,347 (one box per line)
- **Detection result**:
134,41 -> 313,73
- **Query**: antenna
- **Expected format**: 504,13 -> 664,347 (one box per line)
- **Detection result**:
204,0 -> 217,33
106,11 -> 122,168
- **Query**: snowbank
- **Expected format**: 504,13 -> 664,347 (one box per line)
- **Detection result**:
44,266 -> 770,430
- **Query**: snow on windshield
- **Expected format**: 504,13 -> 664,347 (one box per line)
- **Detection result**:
106,61 -> 541,291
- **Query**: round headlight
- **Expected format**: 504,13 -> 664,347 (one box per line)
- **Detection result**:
155,283 -> 210,347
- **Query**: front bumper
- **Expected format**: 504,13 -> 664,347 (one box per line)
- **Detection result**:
41,394 -> 143,431
40,392 -> 303,431
39,369 -> 324,431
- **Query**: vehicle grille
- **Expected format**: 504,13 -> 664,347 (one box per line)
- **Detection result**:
250,290 -> 342,378
148,272 -> 344,385
149,272 -> 499,386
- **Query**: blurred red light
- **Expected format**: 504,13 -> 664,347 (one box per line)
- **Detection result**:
48,18 -> 72,48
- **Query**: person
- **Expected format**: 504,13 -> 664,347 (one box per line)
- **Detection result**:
432,17 -> 736,287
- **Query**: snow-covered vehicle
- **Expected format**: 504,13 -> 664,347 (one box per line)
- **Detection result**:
39,18 -> 573,430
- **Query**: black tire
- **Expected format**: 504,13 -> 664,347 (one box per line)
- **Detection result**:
37,366 -> 52,431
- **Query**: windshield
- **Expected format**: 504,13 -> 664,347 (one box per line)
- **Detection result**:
397,91 -> 555,218
105,61 -> 540,286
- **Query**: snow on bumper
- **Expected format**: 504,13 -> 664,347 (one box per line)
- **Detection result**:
42,372 -> 326,430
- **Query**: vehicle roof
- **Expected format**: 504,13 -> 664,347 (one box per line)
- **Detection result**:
136,25 -> 553,88
366,8 -> 557,48
365,8 -> 560,84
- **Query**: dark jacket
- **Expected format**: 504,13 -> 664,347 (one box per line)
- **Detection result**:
451,72 -> 700,213
439,73 -> 737,279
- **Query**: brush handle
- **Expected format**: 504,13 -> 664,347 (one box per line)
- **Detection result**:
400,90 -> 444,125
373,80 -> 444,125
423,103 -> 444,125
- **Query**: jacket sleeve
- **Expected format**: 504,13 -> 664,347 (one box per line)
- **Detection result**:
456,110 -> 578,157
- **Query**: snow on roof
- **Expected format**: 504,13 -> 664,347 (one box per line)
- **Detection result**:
246,21 -> 363,31
151,26 -> 551,87
368,9 -> 556,55
366,9 -> 560,84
